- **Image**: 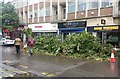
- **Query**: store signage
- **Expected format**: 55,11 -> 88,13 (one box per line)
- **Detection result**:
35,26 -> 43,28
103,26 -> 119,30
94,27 -> 102,30
58,21 -> 87,28
93,26 -> 119,31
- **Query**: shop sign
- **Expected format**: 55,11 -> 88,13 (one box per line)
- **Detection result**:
58,21 -> 87,28
94,27 -> 102,30
103,26 -> 119,30
35,26 -> 42,28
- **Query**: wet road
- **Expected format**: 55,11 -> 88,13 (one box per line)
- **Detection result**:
1,46 -> 118,77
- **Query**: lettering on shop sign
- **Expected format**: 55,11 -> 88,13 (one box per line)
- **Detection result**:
103,26 -> 118,30
35,26 -> 43,28
94,27 -> 102,30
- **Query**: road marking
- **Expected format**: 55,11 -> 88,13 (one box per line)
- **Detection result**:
41,72 -> 48,75
19,65 -> 28,68
46,74 -> 55,77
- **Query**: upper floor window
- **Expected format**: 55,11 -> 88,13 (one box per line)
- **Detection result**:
78,0 -> 86,11
39,8 -> 44,17
46,7 -> 50,16
68,1 -> 75,13
34,9 -> 37,18
88,0 -> 98,9
101,0 -> 113,7
29,11 -> 32,18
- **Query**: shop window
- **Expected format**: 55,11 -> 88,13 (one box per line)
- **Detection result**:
107,35 -> 118,42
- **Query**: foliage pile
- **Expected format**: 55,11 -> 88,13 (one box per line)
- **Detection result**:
33,32 -> 113,60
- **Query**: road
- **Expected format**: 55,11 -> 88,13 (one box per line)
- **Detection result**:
1,46 -> 119,78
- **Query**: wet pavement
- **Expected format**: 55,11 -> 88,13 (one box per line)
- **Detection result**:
1,46 -> 119,77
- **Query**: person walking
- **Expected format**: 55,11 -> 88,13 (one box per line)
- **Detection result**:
27,37 -> 35,55
14,36 -> 22,55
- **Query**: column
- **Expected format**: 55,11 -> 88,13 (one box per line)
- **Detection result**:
43,0 -> 46,22
57,0 -> 60,20
86,0 -> 88,17
75,0 -> 78,19
27,1 -> 29,24
23,7 -> 25,23
50,0 -> 52,21
32,4 -> 34,23
66,0 -> 68,19
37,2 -> 40,23
98,0 -> 101,16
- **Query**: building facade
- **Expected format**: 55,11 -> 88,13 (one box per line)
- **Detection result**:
12,0 -> 120,47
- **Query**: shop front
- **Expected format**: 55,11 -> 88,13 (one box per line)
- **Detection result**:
28,23 -> 58,37
58,21 -> 86,40
87,25 -> 120,47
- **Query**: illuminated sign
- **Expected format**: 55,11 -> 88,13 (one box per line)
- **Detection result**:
94,27 -> 102,30
103,26 -> 119,30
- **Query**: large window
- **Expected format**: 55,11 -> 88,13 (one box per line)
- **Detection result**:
78,0 -> 86,11
34,9 -> 37,18
46,7 -> 50,16
101,0 -> 113,7
29,11 -> 32,18
68,2 -> 75,13
88,0 -> 98,9
39,8 -> 44,17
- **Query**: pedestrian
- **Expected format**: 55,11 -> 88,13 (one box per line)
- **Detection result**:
27,36 -> 35,55
14,36 -> 22,55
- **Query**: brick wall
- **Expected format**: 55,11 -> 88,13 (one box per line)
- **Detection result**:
29,18 -> 32,23
39,17 -> 43,22
67,13 -> 75,20
45,16 -> 50,22
20,8 -> 23,13
29,5 -> 32,11
77,11 -> 86,19
100,7 -> 113,16
39,2 -> 44,8
34,4 -> 38,10
88,9 -> 98,17
34,18 -> 38,23
25,6 -> 28,11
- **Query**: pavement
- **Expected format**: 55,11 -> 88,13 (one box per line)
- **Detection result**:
1,46 -> 119,77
